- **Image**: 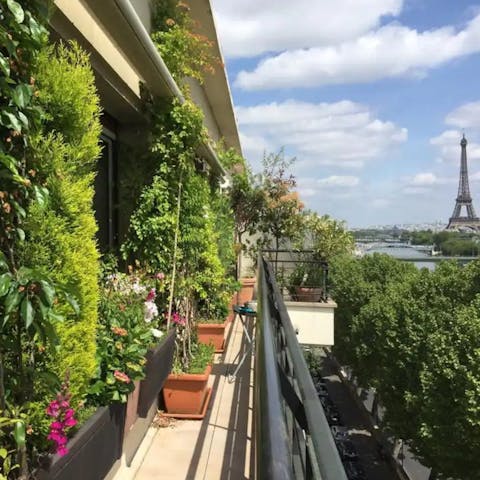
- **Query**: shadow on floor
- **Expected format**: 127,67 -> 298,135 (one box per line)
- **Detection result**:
183,317 -> 254,480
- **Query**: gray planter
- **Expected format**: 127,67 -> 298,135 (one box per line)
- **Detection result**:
37,403 -> 126,480
137,327 -> 176,417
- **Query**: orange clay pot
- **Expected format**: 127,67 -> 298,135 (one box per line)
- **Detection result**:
163,364 -> 212,416
197,321 -> 227,352
237,277 -> 255,305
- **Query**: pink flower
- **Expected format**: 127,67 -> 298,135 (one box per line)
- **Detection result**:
46,401 -> 60,418
145,288 -> 156,302
155,272 -> 165,281
171,312 -> 186,326
64,417 -> 77,427
46,378 -> 77,457
114,370 -> 131,383
57,446 -> 69,457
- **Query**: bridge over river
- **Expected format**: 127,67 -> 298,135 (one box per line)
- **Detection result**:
356,242 -> 477,268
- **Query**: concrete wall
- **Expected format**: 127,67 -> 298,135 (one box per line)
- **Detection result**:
285,301 -> 336,346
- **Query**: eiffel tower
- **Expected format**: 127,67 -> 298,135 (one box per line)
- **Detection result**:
446,135 -> 480,230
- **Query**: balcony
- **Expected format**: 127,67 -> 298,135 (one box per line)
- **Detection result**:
112,256 -> 347,480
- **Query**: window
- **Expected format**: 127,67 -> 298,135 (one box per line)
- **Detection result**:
94,129 -> 118,251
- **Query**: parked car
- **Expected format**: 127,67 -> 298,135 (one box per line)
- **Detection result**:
325,406 -> 342,426
316,383 -> 329,397
336,439 -> 358,461
320,396 -> 335,410
342,460 -> 366,480
331,425 -> 349,440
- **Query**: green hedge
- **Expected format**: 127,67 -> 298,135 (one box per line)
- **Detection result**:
20,42 -> 101,401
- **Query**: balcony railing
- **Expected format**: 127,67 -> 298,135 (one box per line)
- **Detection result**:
262,249 -> 329,302
254,256 -> 347,479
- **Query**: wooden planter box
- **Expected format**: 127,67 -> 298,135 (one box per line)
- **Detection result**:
162,364 -> 212,419
197,321 -> 227,352
137,328 -> 176,418
37,403 -> 126,480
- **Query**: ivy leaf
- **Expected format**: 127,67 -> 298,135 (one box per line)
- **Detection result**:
0,52 -> 10,76
13,421 -> 25,448
16,228 -> 25,242
20,297 -> 33,328
43,320 -> 59,346
39,280 -> 54,306
0,154 -> 19,174
48,311 -> 64,323
10,201 -> 26,219
1,111 -> 22,132
7,0 -> 24,24
0,251 -> 7,270
64,293 -> 80,315
0,273 -> 12,297
17,111 -> 29,129
28,14 -> 44,42
33,185 -> 49,207
4,289 -> 21,313
12,84 -> 32,109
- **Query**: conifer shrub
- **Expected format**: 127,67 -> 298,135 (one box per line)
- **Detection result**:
20,42 -> 101,400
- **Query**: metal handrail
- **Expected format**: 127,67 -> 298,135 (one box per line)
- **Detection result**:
254,256 -> 347,480
261,249 -> 330,302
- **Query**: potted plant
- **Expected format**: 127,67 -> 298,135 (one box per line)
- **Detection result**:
196,293 -> 230,352
162,341 -> 215,419
288,262 -> 324,302
87,271 -> 163,434
36,383 -> 126,480
161,301 -> 215,419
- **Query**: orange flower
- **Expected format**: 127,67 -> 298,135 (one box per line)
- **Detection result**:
114,370 -> 130,383
111,326 -> 128,337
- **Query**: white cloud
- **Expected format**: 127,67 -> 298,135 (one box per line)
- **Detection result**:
211,0 -> 403,58
236,100 -> 407,170
235,14 -> 480,90
411,172 -> 440,186
430,128 -> 480,164
317,176 -> 360,187
445,101 -> 480,129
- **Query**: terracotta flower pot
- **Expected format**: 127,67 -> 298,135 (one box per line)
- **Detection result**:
197,321 -> 227,352
226,294 -> 236,323
237,277 -> 255,305
162,364 -> 212,419
294,286 -> 323,302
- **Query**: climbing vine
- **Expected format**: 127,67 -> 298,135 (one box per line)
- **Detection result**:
151,0 -> 217,87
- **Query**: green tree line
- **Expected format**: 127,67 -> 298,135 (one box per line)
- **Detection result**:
405,230 -> 480,256
330,254 -> 480,479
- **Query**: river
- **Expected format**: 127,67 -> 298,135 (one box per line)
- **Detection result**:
366,245 -> 435,270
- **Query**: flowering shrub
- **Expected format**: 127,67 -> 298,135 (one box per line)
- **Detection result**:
46,379 -> 77,457
88,272 -> 166,404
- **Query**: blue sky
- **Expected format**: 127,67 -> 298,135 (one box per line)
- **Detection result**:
211,0 -> 480,227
